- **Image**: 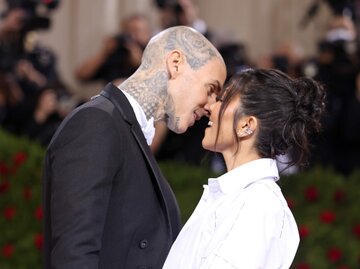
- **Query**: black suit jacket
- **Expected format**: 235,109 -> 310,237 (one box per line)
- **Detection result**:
42,83 -> 181,269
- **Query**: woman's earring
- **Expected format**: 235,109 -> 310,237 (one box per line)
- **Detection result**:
237,127 -> 253,138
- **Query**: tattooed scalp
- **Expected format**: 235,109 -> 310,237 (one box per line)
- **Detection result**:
141,26 -> 222,71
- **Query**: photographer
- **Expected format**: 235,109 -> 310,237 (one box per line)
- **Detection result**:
0,7 -> 28,131
75,14 -> 152,84
0,8 -> 26,70
0,0 -> 74,146
308,14 -> 360,174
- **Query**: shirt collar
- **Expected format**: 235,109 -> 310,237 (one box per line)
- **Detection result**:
208,158 -> 279,195
121,90 -> 155,145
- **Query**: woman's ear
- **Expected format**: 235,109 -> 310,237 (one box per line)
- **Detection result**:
247,116 -> 257,132
236,116 -> 258,138
166,50 -> 183,79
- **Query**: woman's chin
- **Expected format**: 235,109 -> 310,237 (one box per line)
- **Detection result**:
202,139 -> 216,152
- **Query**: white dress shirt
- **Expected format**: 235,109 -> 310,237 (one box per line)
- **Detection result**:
121,90 -> 155,145
163,158 -> 299,269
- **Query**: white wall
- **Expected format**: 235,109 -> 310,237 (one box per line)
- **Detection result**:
195,0 -> 332,59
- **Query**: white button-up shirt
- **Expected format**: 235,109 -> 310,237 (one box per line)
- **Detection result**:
122,90 -> 155,145
163,158 -> 299,269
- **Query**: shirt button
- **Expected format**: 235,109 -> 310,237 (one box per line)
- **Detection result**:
139,239 -> 148,249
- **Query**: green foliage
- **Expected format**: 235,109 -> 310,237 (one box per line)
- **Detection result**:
0,129 -> 44,268
0,128 -> 359,268
279,167 -> 360,268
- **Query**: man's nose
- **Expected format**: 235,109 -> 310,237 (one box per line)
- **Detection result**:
205,94 -> 218,111
205,93 -> 217,108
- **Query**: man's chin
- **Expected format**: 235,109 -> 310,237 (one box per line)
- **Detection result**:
166,115 -> 193,134
169,125 -> 188,134
167,120 -> 188,134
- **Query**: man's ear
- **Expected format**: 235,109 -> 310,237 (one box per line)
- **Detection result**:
166,50 -> 183,79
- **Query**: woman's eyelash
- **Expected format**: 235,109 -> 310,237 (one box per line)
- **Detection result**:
216,96 -> 223,102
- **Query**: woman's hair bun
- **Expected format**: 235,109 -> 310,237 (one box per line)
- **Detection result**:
292,77 -> 326,133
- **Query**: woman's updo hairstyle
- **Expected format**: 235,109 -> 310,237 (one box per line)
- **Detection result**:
218,68 -> 326,168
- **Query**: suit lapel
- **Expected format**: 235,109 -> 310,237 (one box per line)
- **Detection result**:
99,83 -> 179,240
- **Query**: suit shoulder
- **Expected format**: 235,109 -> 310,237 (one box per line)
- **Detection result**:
48,96 -> 124,150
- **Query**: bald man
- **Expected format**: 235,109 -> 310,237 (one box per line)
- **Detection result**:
42,26 -> 226,269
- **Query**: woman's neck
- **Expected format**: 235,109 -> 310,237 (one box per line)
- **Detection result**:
222,147 -> 260,171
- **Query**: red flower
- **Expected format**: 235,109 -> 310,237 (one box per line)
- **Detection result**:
352,224 -> 360,239
328,247 -> 342,263
299,225 -> 310,238
286,197 -> 295,209
23,187 -> 32,200
0,162 -> 10,176
333,189 -> 345,203
297,262 -> 311,269
2,244 -> 14,258
3,207 -> 16,220
320,210 -> 336,223
13,151 -> 27,166
0,181 -> 10,194
35,206 -> 43,221
305,186 -> 319,202
34,233 -> 43,250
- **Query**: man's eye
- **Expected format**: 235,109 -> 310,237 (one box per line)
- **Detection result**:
208,87 -> 215,97
216,96 -> 223,102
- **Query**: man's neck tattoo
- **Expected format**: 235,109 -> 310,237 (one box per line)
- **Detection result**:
121,70 -> 168,121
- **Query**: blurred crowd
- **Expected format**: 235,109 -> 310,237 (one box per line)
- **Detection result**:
1,0 -> 359,175
0,0 -> 78,146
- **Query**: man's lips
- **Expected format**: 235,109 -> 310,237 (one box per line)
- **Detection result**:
193,111 -> 202,121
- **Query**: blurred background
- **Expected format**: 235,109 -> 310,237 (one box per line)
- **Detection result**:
1,0 -> 360,174
0,0 -> 334,99
0,0 -> 359,268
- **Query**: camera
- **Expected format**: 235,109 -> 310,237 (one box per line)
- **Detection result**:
154,0 -> 177,9
115,34 -> 133,45
5,0 -> 61,32
0,0 -> 61,72
301,0 -> 355,28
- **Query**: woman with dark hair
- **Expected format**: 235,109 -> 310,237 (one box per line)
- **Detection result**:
163,69 -> 326,269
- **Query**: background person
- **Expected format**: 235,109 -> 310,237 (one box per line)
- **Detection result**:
75,14 -> 153,85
